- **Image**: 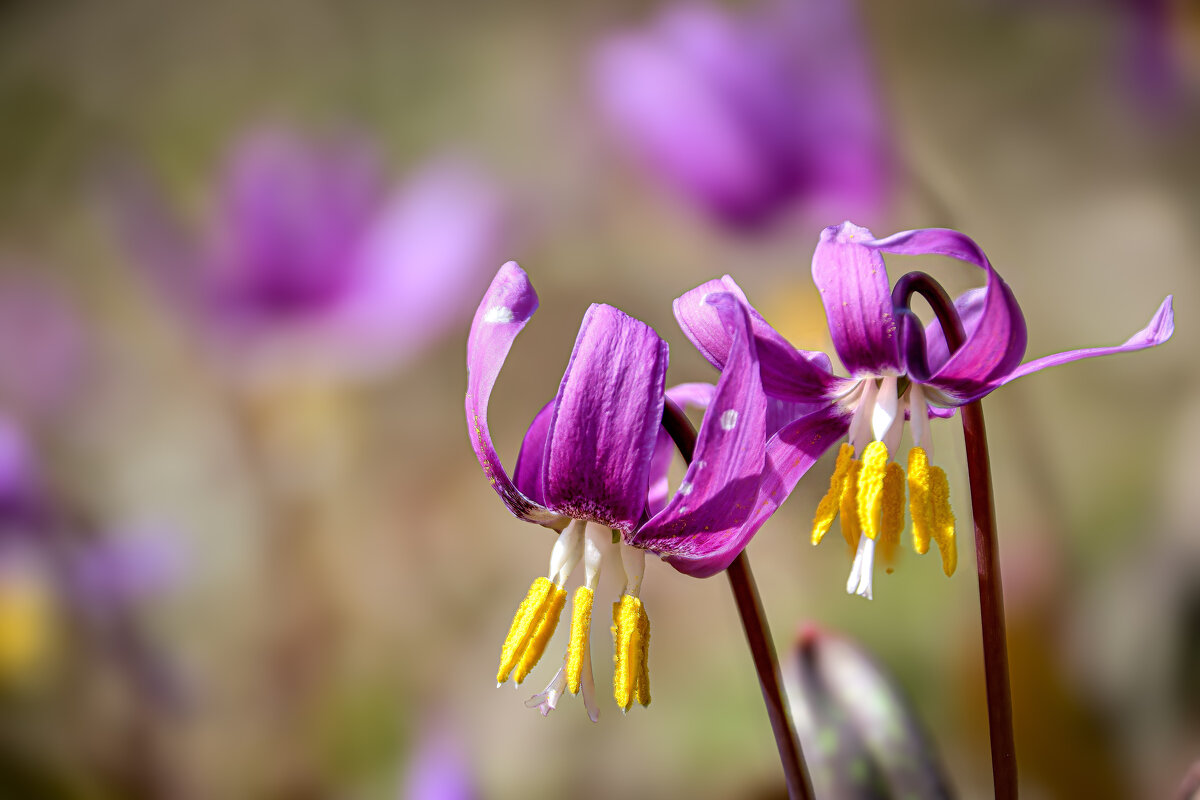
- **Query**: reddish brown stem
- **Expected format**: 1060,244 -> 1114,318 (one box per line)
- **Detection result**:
894,272 -> 1018,798
662,401 -> 814,800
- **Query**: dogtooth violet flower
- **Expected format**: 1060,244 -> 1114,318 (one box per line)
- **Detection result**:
466,261 -> 768,719
114,126 -> 505,382
591,0 -> 889,230
674,221 -> 1174,599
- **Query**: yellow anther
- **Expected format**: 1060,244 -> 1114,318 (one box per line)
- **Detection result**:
565,586 -> 593,695
929,466 -> 957,576
879,462 -> 905,564
908,446 -> 957,576
812,443 -> 855,545
855,441 -> 890,542
907,447 -> 934,556
612,594 -> 650,711
496,577 -> 566,686
635,604 -> 651,707
839,458 -> 863,551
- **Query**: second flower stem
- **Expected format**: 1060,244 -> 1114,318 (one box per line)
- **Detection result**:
662,401 -> 814,800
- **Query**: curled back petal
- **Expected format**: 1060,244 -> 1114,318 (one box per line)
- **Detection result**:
674,276 -> 846,402
465,263 -> 566,529
811,221 -> 902,378
868,227 -> 1027,405
543,304 -> 669,532
999,294 -> 1174,384
632,293 -> 768,577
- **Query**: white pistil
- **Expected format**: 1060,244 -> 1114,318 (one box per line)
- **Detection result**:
846,535 -> 877,600
525,666 -> 567,717
910,383 -> 932,457
619,542 -> 647,597
548,520 -> 586,586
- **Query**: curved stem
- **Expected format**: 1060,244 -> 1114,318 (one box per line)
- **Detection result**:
894,271 -> 1018,798
662,401 -> 815,800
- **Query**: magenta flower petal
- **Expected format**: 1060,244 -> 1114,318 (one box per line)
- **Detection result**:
866,227 -> 1027,404
632,293 -> 768,577
513,401 -> 555,508
543,305 -> 669,533
1000,294 -> 1174,384
465,263 -> 566,529
674,275 -> 845,401
740,404 -> 852,547
811,221 -> 901,378
647,383 -> 718,516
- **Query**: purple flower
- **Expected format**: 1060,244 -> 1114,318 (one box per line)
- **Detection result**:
590,0 -> 890,230
675,221 -> 1174,599
467,262 -> 767,719
117,127 -> 507,382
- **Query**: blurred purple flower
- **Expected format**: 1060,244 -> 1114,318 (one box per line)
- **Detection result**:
116,127 -> 509,382
591,0 -> 890,231
1119,0 -> 1199,117
675,221 -> 1174,599
467,262 -> 768,719
0,414 -> 182,696
0,268 -> 88,418
401,720 -> 477,800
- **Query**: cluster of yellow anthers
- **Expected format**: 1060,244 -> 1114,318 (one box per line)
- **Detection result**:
811,440 -> 957,590
496,521 -> 650,720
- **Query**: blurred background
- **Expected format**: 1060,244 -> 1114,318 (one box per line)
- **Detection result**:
0,0 -> 1195,797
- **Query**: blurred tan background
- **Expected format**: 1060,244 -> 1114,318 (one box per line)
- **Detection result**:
0,0 -> 1196,798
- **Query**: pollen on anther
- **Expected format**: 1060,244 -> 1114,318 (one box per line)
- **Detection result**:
565,586 -> 594,695
496,577 -> 566,686
855,441 -> 890,542
812,443 -> 854,545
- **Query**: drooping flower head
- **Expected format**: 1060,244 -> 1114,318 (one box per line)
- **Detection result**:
467,262 -> 768,718
675,222 -> 1174,599
591,0 -> 890,230
116,126 -> 507,383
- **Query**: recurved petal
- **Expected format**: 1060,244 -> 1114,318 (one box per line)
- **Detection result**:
674,276 -> 845,402
465,263 -> 566,529
1000,294 -> 1174,384
632,293 -> 768,578
811,221 -> 902,377
543,304 -> 669,532
870,227 -> 1027,404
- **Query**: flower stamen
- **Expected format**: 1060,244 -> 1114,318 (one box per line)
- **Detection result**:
496,576 -> 566,686
812,443 -> 855,545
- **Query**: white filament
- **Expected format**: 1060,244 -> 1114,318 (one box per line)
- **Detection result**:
549,520 -> 586,586
909,383 -> 932,458
872,376 -> 899,442
620,543 -> 647,597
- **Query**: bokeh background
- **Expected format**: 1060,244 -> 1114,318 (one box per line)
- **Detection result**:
0,0 -> 1196,797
